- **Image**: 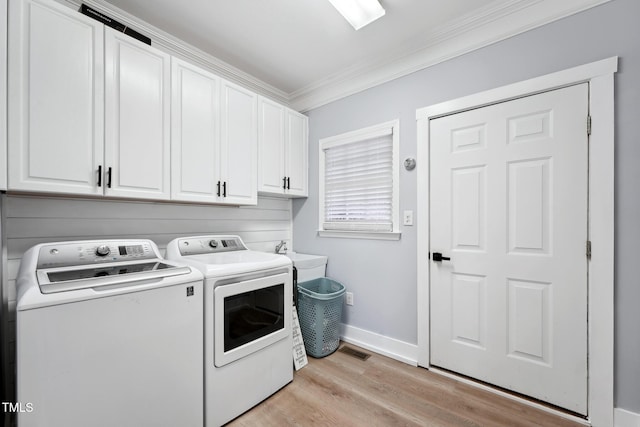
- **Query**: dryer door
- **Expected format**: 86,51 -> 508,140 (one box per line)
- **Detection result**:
214,272 -> 291,367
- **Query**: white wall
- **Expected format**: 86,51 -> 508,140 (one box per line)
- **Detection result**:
292,0 -> 640,413
1,193 -> 292,400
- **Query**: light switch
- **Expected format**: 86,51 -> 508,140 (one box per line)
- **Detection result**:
403,210 -> 414,226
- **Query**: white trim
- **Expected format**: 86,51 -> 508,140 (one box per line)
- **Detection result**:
318,230 -> 401,241
416,57 -> 617,427
61,0 -> 612,113
416,57 -> 618,120
340,323 -> 418,366
587,65 -> 616,427
291,0 -> 613,112
615,408 -> 640,427
320,124 -> 394,149
416,115 -> 431,366
429,368 -> 591,426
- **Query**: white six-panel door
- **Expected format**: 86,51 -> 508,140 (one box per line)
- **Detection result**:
429,83 -> 589,414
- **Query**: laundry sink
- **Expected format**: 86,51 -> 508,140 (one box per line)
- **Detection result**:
284,252 -> 328,283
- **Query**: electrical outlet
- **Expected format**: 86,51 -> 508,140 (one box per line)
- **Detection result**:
346,292 -> 354,306
403,210 -> 414,226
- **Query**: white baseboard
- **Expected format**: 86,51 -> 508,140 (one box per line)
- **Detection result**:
616,408 -> 640,427
339,323 -> 418,366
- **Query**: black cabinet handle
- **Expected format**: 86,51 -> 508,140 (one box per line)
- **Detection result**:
97,165 -> 102,187
287,177 -> 290,190
431,252 -> 451,262
223,181 -> 227,197
217,181 -> 221,197
282,176 -> 287,190
107,167 -> 112,188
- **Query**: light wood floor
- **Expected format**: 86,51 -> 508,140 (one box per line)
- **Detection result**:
228,343 -> 583,427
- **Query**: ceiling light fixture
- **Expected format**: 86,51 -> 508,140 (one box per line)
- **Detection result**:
327,0 -> 386,31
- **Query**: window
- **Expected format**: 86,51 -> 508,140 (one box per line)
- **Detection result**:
318,120 -> 400,240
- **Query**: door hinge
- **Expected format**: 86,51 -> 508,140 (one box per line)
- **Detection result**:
586,240 -> 592,259
587,115 -> 592,136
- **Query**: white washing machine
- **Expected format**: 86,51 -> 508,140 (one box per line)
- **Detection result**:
16,239 -> 205,427
166,235 -> 293,426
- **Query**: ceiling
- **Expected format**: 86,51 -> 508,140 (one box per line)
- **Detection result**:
101,0 -> 496,94
87,0 -> 610,110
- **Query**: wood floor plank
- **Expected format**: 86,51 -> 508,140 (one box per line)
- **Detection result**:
227,343 -> 584,426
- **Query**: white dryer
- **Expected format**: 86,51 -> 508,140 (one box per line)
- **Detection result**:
16,239 -> 204,427
166,235 -> 293,426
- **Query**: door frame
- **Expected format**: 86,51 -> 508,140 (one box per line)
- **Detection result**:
416,57 -> 617,426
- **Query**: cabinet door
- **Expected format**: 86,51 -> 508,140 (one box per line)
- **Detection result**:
8,0 -> 104,195
171,58 -> 220,203
105,28 -> 170,200
219,80 -> 257,205
257,97 -> 286,194
285,110 -> 308,197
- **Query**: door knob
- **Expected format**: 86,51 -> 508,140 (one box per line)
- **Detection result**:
432,252 -> 451,262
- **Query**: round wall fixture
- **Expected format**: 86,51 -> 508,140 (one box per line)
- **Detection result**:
404,158 -> 416,171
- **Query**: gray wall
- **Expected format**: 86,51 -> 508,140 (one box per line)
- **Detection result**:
292,0 -> 640,412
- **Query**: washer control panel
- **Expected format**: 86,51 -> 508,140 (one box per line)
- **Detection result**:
178,236 -> 248,256
37,240 -> 157,269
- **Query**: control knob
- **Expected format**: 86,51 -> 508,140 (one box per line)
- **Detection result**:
95,245 -> 111,257
209,240 -> 218,249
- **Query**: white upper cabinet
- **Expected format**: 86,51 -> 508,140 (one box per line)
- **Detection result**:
172,60 -> 257,205
258,97 -> 286,194
285,109 -> 308,197
5,0 -> 268,205
104,27 -> 171,200
258,97 -> 308,197
219,80 -> 258,205
171,57 -> 220,203
8,0 -> 104,195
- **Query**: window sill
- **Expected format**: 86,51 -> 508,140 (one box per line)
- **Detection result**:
318,230 -> 401,241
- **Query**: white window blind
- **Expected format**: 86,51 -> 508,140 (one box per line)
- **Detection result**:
323,130 -> 394,232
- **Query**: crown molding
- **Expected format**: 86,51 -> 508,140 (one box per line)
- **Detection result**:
289,0 -> 613,112
60,0 -> 611,113
62,0 -> 290,105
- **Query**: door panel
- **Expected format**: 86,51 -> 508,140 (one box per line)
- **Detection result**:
508,159 -> 550,254
430,83 -> 589,414
507,279 -> 551,364
451,273 -> 485,348
452,166 -> 485,250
